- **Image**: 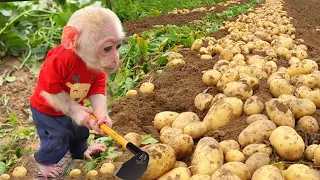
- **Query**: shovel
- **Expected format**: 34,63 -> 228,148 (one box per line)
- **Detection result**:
89,114 -> 149,180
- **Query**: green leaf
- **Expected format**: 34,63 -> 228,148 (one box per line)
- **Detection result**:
94,136 -> 114,146
0,9 -> 12,16
141,134 -> 158,145
4,75 -> 16,83
0,162 -> 7,174
2,33 -> 28,49
157,54 -> 168,66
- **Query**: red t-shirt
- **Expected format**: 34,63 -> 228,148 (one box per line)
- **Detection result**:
30,45 -> 107,116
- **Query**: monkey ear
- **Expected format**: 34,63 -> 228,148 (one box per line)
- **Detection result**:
61,26 -> 79,49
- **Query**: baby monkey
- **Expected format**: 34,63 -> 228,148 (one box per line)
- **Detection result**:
29,6 -> 125,178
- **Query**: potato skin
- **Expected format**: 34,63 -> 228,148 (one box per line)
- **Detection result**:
160,127 -> 183,144
154,111 -> 179,130
252,165 -> 285,180
289,99 -> 316,119
265,98 -> 295,128
167,134 -> 194,160
219,139 -> 240,155
225,149 -> 245,163
173,161 -> 188,168
183,121 -> 208,139
190,174 -> 210,180
244,96 -> 264,115
141,144 -> 176,180
157,167 -> 191,180
202,70 -> 222,86
269,126 -> 305,161
269,79 -> 295,98
305,144 -> 319,161
172,112 -> 200,130
223,81 -> 253,100
238,120 -> 277,147
210,172 -> 241,180
245,114 -> 269,124
245,152 -> 270,174
194,93 -> 213,111
284,164 -> 320,180
211,162 -> 251,180
242,144 -> 272,158
190,137 -> 224,176
296,116 -> 319,134
124,132 -> 142,147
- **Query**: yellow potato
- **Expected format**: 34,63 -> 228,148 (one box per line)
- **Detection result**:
0,174 -> 10,180
247,55 -> 266,69
294,85 -> 312,98
12,166 -> 27,178
264,61 -> 277,76
217,68 -> 239,92
239,74 -> 259,90
244,96 -> 264,115
245,152 -> 270,174
183,121 -> 207,139
223,81 -> 253,100
276,46 -> 290,58
225,149 -> 245,162
171,112 -> 200,130
125,89 -> 138,98
284,164 -> 320,180
289,57 -> 301,66
314,146 -> 320,165
211,162 -> 251,180
141,144 -> 176,180
289,99 -> 316,119
86,170 -> 98,180
252,165 -> 285,180
287,59 -> 318,77
265,98 -> 295,128
242,144 -> 272,158
160,127 -> 183,144
278,94 -> 298,107
269,126 -> 305,161
303,73 -> 320,88
190,174 -> 210,180
238,120 -> 277,147
296,116 -> 319,134
190,137 -> 224,176
191,39 -> 203,51
219,49 -> 234,61
167,134 -> 194,160
199,47 -> 209,54
211,93 -> 226,106
158,167 -> 191,180
124,132 -> 142,147
219,139 -> 240,155
296,49 -> 308,60
306,90 -> 320,108
305,144 -> 319,161
200,54 -> 213,60
139,82 -> 155,93
232,54 -> 245,61
173,161 -> 188,168
211,44 -> 224,54
194,93 -> 213,111
202,70 -> 222,86
269,79 -> 295,98
267,72 -> 290,87
245,114 -> 269,124
167,58 -> 185,66
168,52 -> 183,61
100,163 -> 115,174
154,111 -> 179,130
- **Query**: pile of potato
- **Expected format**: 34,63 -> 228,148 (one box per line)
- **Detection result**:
137,0 -> 320,179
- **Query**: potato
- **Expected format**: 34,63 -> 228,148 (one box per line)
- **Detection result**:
173,161 -> 188,168
100,163 -> 115,174
211,162 -> 251,180
269,126 -> 305,160
160,127 -> 183,144
230,60 -> 246,68
242,144 -> 272,158
246,114 -> 269,124
305,144 -> 319,161
225,150 -> 245,163
213,61 -> 230,74
211,44 -> 224,54
154,111 -> 179,130
204,98 -> 243,131
296,49 -> 308,60
200,54 -> 213,60
279,36 -> 294,49
217,68 -> 239,91
306,90 -> 320,108
168,52 -> 183,61
264,61 -> 277,76
194,93 -> 213,111
252,165 -> 285,180
296,116 -> 319,134
124,132 -> 142,147
86,170 -> 98,180
294,85 -> 312,98
219,140 -> 240,155
278,94 -> 298,106
141,144 -> 176,180
265,98 -> 295,128
289,57 -> 301,65
0,174 -> 10,180
267,72 -> 290,87
289,99 -> 316,119
269,79 -> 295,98
69,169 -> 82,178
199,47 -> 209,54
139,82 -> 155,93
12,166 -> 27,178
245,152 -> 270,174
191,39 -> 203,51
244,96 -> 264,115
190,174 -> 211,180
314,146 -> 320,165
284,164 -> 320,180
125,89 -> 138,98
239,74 -> 259,90
232,54 -> 245,61
303,73 -> 320,88
171,112 -> 200,130
184,121 -> 207,139
211,171 -> 242,180
167,134 -> 194,160
238,120 -> 277,147
202,70 -> 222,86
211,93 -> 226,106
287,59 -> 318,77
190,137 -> 224,176
247,55 -> 266,69
167,58 -> 185,66
223,81 -> 253,100
276,46 -> 290,58
219,49 -> 233,61
158,167 -> 191,180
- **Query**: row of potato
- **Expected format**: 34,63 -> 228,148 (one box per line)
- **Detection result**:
136,0 -> 320,179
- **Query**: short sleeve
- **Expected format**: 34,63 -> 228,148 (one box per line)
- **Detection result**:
37,55 -> 65,94
87,72 -> 107,96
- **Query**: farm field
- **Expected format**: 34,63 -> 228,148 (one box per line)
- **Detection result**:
1,0 -> 320,179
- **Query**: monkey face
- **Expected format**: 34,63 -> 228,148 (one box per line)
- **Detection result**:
66,82 -> 91,103
98,39 -> 122,73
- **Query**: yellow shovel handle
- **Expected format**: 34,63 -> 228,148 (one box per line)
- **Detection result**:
89,114 -> 128,148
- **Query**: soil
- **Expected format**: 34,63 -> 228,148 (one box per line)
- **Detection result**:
2,0 -> 320,179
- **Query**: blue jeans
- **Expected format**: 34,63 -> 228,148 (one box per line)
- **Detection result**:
30,105 -> 89,165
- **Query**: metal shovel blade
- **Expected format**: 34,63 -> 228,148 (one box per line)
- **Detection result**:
115,151 -> 149,180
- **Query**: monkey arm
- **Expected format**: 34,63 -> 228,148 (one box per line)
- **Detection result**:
88,94 -> 112,126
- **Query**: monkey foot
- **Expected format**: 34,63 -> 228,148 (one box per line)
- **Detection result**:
31,153 -> 72,180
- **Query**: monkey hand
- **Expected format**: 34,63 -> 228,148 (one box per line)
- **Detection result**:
73,106 -> 102,132
90,110 -> 113,135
